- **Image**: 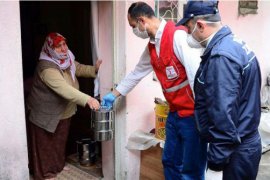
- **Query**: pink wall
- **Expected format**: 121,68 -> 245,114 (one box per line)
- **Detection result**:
125,0 -> 164,140
219,0 -> 270,85
124,1 -> 164,179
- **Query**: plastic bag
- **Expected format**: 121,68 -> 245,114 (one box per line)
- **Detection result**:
126,130 -> 163,150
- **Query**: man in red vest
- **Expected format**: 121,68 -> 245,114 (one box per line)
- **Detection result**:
102,2 -> 207,179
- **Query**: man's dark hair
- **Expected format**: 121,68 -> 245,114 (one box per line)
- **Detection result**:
128,2 -> 155,19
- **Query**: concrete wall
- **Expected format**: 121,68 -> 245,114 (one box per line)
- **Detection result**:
0,1 -> 29,180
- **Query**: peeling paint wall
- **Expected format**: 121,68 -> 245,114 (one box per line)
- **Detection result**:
0,1 -> 29,180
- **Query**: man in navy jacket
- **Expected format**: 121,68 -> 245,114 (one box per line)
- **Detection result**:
177,1 -> 262,180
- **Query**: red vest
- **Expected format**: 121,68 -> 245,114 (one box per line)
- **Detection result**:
148,21 -> 194,117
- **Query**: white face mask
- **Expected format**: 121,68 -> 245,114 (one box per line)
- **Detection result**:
132,23 -> 149,39
187,21 -> 220,48
187,23 -> 202,48
187,35 -> 202,49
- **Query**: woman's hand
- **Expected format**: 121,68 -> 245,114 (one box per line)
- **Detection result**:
87,97 -> 100,110
95,59 -> 102,73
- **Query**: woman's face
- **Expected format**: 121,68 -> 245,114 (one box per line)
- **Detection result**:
54,40 -> 68,54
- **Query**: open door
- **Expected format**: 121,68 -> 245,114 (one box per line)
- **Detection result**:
20,1 -> 103,178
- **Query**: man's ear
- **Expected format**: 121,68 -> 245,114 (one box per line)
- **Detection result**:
197,21 -> 205,32
137,16 -> 146,24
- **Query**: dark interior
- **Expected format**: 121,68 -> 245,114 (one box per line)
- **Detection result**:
20,1 -> 98,158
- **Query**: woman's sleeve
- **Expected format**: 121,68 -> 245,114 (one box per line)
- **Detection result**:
40,68 -> 90,107
75,61 -> 97,78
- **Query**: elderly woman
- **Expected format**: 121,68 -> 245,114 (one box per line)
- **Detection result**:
26,32 -> 101,180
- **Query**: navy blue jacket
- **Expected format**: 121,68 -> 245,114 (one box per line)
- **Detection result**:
194,26 -> 261,165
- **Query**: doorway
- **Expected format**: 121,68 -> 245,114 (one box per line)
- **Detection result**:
20,1 -> 102,178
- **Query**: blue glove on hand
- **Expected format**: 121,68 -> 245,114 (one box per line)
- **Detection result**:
101,92 -> 116,109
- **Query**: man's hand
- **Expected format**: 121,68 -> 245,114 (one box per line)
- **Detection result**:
101,92 -> 116,109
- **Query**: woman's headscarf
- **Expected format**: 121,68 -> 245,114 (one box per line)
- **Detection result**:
39,32 -> 76,81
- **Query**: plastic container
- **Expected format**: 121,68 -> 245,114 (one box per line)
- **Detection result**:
154,103 -> 169,140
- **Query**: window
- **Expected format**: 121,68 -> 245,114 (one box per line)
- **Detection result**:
155,0 -> 183,23
239,0 -> 258,15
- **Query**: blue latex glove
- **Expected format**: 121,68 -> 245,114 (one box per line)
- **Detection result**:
101,92 -> 116,109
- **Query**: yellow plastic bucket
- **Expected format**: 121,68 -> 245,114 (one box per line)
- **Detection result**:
155,103 -> 169,140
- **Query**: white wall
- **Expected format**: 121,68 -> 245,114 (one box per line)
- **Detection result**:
219,0 -> 270,85
0,1 -> 29,180
113,2 -> 129,180
98,1 -> 115,180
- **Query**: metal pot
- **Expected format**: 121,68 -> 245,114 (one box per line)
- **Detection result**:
76,138 -> 96,166
94,130 -> 114,141
92,120 -> 113,131
91,108 -> 114,141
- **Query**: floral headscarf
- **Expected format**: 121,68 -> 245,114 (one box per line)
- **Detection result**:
39,32 -> 76,81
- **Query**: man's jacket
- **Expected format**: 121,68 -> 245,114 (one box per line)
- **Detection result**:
194,26 -> 261,165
